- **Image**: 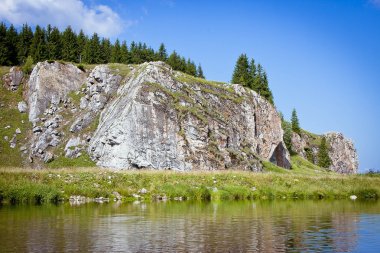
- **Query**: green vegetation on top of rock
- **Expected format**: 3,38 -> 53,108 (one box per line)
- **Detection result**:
231,53 -> 274,104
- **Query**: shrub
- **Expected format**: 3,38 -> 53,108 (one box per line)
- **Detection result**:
22,56 -> 34,74
77,64 -> 85,72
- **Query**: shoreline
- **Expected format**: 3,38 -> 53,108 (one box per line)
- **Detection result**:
0,168 -> 379,205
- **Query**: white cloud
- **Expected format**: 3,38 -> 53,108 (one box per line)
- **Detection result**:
369,0 -> 380,7
0,0 -> 133,38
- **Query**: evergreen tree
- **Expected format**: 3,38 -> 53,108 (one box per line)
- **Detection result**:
317,137 -> 332,168
291,108 -> 301,134
0,23 -> 7,65
100,38 -> 112,63
231,54 -> 250,87
83,33 -> 101,64
197,64 -> 205,79
282,120 -> 293,153
17,24 -> 33,64
157,43 -> 167,61
22,55 -> 34,74
185,59 -> 197,76
29,25 -> 47,62
305,148 -> 314,164
46,26 -> 62,60
248,58 -> 257,90
259,71 -> 274,104
76,30 -> 87,63
129,41 -> 140,63
61,26 -> 78,62
111,39 -> 121,63
5,24 -> 19,65
120,40 -> 129,63
167,51 -> 181,70
82,40 -> 92,64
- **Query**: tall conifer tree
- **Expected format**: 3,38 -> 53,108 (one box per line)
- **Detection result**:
61,26 -> 78,62
291,109 -> 301,134
317,137 -> 332,168
231,54 -> 250,87
17,24 -> 33,64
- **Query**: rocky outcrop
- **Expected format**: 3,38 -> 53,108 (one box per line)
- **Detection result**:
326,132 -> 358,174
2,67 -> 23,91
27,61 -> 86,121
88,62 -> 290,170
291,131 -> 358,174
18,60 -> 357,173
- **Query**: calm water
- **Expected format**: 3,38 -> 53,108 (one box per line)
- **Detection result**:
0,200 -> 379,253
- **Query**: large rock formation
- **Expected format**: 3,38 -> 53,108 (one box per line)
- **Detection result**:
88,62 -> 290,170
10,60 -> 357,173
291,131 -> 359,174
26,61 -> 86,121
325,132 -> 358,174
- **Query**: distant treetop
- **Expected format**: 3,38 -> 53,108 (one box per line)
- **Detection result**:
0,22 -> 204,78
231,53 -> 274,104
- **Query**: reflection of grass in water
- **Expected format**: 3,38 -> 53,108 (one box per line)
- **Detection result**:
0,167 -> 379,204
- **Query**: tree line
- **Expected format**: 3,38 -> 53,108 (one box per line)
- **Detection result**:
231,53 -> 274,104
0,23 -> 205,78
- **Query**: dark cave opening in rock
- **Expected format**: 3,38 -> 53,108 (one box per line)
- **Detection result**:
269,142 -> 291,169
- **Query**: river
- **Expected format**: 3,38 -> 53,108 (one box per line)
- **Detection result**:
0,200 -> 379,252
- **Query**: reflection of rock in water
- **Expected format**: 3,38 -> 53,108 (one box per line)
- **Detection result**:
332,213 -> 358,252
0,201 -> 366,252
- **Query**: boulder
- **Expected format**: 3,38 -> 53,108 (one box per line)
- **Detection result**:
2,67 -> 23,91
26,61 -> 86,121
17,101 -> 28,113
325,132 -> 358,174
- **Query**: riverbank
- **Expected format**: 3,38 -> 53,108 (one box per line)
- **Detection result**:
0,167 -> 379,204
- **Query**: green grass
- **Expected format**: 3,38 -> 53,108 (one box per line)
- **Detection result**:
108,63 -> 133,77
0,165 -> 379,205
0,68 -> 32,166
46,152 -> 96,168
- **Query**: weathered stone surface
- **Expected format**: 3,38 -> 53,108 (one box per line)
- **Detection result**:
18,101 -> 28,113
43,152 -> 54,163
2,67 -> 23,91
84,65 -> 122,112
291,132 -> 306,157
291,131 -> 359,174
26,61 -> 86,121
325,132 -> 358,174
89,62 -> 290,170
70,112 -> 96,133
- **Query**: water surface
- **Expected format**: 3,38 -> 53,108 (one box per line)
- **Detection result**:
0,200 -> 379,252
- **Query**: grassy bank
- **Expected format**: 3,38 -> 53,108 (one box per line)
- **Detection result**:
0,167 -> 379,205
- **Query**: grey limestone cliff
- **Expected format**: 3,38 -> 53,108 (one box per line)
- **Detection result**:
88,62 -> 290,170
17,60 -> 358,173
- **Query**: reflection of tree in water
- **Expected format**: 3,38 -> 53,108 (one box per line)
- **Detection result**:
0,200 -> 375,252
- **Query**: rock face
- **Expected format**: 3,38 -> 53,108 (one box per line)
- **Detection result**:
18,60 -> 357,173
2,67 -> 23,91
27,61 -> 86,121
88,62 -> 290,170
326,132 -> 358,174
291,131 -> 358,174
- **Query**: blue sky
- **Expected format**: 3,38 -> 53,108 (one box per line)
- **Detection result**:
1,0 -> 379,171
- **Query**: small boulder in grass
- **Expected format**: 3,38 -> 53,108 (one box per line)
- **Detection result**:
139,188 -> 148,194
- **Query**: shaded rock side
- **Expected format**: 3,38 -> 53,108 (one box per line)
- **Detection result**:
89,61 -> 290,170
325,132 -> 358,174
27,61 -> 86,121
